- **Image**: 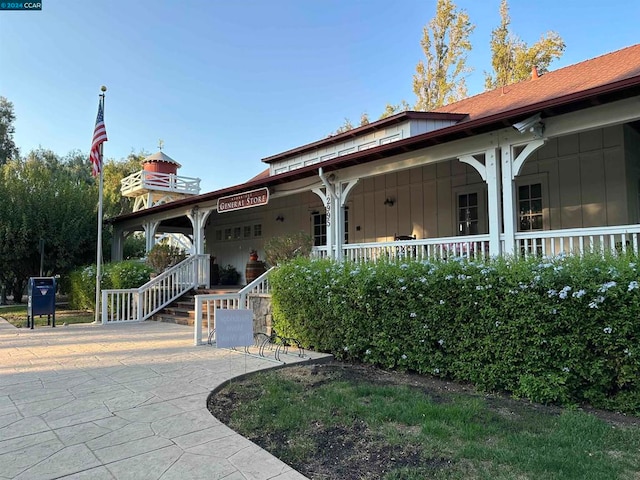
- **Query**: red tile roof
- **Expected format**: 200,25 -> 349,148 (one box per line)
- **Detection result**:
245,168 -> 270,183
434,43 -> 640,122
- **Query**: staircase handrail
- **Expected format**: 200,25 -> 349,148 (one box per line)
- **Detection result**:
102,254 -> 209,324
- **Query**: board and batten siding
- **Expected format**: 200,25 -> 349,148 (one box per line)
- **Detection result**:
521,125 -> 629,230
205,125 -> 636,274
330,125 -> 632,244
623,124 -> 640,224
349,160 -> 484,243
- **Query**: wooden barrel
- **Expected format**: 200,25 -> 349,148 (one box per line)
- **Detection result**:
245,260 -> 266,284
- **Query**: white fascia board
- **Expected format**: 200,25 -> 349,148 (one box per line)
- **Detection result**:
543,96 -> 640,138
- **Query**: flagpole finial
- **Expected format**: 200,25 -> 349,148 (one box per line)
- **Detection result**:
101,85 -> 107,92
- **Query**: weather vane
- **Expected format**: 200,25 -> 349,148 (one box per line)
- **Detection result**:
158,139 -> 164,151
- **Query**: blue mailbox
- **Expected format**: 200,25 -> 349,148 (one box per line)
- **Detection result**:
27,277 -> 56,329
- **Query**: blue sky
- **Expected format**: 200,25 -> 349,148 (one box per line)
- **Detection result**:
1,0 -> 638,193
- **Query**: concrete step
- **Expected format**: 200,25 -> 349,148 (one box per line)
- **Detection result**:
194,287 -> 243,295
176,301 -> 196,310
150,313 -> 194,326
162,306 -> 192,317
150,287 -> 245,326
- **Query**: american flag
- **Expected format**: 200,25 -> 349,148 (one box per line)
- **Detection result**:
90,102 -> 108,176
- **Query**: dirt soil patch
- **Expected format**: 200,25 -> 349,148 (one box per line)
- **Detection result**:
207,361 -> 639,479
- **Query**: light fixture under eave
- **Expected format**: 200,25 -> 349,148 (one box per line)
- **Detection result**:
276,215 -> 284,222
384,197 -> 395,207
512,113 -> 545,139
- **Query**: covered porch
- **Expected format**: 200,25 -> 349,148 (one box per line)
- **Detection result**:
111,109 -> 640,276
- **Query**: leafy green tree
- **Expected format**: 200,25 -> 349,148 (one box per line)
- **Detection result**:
96,151 -> 146,263
0,146 -> 152,302
332,114 -> 372,135
0,153 -> 97,301
485,0 -> 565,89
413,0 -> 474,110
333,118 -> 354,135
379,101 -> 411,119
0,96 -> 18,165
63,149 -> 95,187
102,151 -> 145,219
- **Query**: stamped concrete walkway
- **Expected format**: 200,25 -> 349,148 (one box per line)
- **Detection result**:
0,318 -> 329,480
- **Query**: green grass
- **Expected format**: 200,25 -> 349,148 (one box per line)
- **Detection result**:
218,368 -> 640,480
0,304 -> 94,327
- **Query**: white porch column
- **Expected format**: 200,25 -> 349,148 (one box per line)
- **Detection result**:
458,148 -> 501,256
501,146 -> 517,255
335,179 -> 359,261
187,207 -> 213,255
312,187 -> 332,258
142,221 -> 159,253
485,148 -> 501,256
317,168 -> 340,259
501,139 -> 546,255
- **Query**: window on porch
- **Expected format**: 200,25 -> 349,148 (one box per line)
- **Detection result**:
519,183 -> 543,231
458,193 -> 479,235
313,213 -> 326,247
518,183 -> 543,255
216,223 -> 262,242
312,208 -> 349,246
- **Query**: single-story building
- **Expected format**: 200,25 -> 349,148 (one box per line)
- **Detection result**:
110,44 -> 640,287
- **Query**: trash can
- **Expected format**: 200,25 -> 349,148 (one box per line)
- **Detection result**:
27,277 -> 56,329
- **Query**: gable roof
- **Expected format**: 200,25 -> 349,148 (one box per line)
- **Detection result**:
434,43 -> 640,122
111,44 -> 640,224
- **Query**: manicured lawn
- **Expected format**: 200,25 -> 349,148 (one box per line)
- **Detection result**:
0,304 -> 94,328
209,363 -> 640,480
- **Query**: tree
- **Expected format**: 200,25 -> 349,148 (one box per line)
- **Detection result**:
332,114 -> 371,135
99,151 -> 146,262
0,96 -> 18,165
102,151 -> 145,219
485,0 -> 565,89
334,118 -> 354,135
379,101 -> 411,119
0,146 -> 153,302
413,0 -> 474,111
0,153 -> 97,301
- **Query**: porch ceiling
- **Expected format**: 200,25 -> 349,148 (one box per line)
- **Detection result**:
160,216 -> 191,229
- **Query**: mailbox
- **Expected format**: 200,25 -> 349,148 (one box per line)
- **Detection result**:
27,277 -> 56,329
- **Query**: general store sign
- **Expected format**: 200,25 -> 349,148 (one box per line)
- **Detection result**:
217,187 -> 269,213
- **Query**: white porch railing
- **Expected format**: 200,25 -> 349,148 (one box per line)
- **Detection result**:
101,254 -> 209,324
512,225 -> 640,256
313,235 -> 491,262
311,224 -> 640,261
194,267 -> 275,346
120,170 -> 201,197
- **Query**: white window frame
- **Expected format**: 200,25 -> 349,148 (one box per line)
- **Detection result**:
453,183 -> 487,235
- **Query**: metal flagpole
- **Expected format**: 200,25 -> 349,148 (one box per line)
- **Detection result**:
93,86 -> 107,324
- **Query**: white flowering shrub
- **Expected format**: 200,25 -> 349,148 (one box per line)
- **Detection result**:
270,253 -> 640,413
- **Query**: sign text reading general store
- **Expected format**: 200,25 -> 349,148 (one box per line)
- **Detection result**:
217,187 -> 269,213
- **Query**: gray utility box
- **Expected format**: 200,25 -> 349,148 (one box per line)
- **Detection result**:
27,277 -> 56,329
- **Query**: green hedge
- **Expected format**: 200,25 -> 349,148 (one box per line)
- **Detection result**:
270,254 -> 640,413
66,260 -> 153,310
